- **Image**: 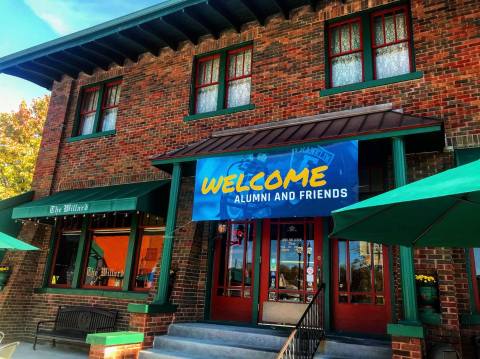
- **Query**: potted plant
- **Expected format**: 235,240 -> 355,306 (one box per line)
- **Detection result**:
0,266 -> 12,290
416,274 -> 438,313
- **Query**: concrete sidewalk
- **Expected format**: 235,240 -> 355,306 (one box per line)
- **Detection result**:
13,342 -> 88,359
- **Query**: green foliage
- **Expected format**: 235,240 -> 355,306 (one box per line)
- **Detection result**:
0,96 -> 50,200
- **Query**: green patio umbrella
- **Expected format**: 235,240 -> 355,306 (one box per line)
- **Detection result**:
0,231 -> 38,250
331,159 -> 480,247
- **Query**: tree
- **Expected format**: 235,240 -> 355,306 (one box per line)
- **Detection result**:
0,96 -> 50,200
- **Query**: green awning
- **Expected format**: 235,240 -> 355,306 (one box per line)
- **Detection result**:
0,192 -> 34,236
331,159 -> 480,247
0,231 -> 38,250
12,180 -> 170,219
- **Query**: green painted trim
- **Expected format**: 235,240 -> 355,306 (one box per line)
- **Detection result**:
322,219 -> 331,331
86,331 -> 144,346
72,217 -> 88,288
127,303 -> 177,314
184,104 -> 255,122
465,248 -> 478,313
392,137 -> 420,324
203,222 -> 216,320
387,323 -> 424,338
388,245 -> 396,322
460,313 -> 480,326
122,213 -> 139,291
362,15 -> 374,82
0,191 -> 34,212
152,125 -> 441,166
251,220 -> 262,324
320,72 -> 423,97
34,287 -> 148,299
420,311 -> 441,326
153,163 -> 182,305
42,221 -> 58,287
67,130 -> 116,143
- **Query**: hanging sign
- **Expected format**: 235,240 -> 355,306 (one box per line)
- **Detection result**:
192,141 -> 358,221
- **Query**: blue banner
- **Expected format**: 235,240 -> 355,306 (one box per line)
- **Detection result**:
192,141 -> 358,221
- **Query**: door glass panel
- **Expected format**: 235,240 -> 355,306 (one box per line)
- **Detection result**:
373,243 -> 384,292
270,225 -> 278,289
216,222 -> 254,298
349,241 -> 372,293
279,224 -> 304,294
338,241 -> 347,292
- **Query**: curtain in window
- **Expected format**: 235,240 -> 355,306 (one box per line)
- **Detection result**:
196,57 -> 220,113
227,48 -> 252,108
374,12 -> 410,79
100,84 -> 121,132
330,22 -> 362,87
79,89 -> 99,135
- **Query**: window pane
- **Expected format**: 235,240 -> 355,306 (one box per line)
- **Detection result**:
374,17 -> 384,46
373,243 -> 384,292
196,85 -> 219,113
50,234 -> 80,287
340,25 -> 350,52
100,108 -> 117,132
375,42 -> 410,79
330,27 -> 340,55
338,241 -> 347,292
227,78 -> 251,108
279,292 -> 303,303
245,224 -> 253,287
351,294 -> 372,303
227,224 -> 246,288
79,113 -> 96,135
351,22 -> 361,50
134,230 -> 164,289
332,53 -> 362,87
84,233 -> 129,288
474,248 -> 480,300
349,241 -> 372,293
279,224 -> 304,292
81,89 -> 99,113
384,14 -> 396,43
396,12 -> 407,40
269,224 -> 278,290
306,223 -> 314,291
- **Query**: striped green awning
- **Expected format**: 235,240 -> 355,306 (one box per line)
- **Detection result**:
12,180 -> 170,219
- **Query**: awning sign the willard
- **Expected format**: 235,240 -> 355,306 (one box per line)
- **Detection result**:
192,141 -> 359,221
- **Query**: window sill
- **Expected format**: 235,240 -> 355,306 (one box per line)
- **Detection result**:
67,130 -> 116,143
320,71 -> 424,97
184,104 -> 255,122
34,287 -> 148,300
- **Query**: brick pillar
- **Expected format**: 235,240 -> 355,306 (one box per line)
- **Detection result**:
32,78 -> 73,198
392,337 -> 424,359
89,343 -> 142,359
128,312 -> 174,348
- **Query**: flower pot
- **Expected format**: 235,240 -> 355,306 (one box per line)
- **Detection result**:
418,284 -> 438,310
0,271 -> 11,290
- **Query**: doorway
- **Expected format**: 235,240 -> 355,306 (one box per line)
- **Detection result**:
332,239 -> 391,334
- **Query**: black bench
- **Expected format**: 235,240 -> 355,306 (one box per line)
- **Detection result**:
34,306 -> 118,350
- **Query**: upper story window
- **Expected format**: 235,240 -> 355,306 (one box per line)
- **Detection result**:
75,79 -> 122,137
327,5 -> 412,88
193,45 -> 252,115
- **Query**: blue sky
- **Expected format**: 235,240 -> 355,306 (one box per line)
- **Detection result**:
0,0 -> 163,112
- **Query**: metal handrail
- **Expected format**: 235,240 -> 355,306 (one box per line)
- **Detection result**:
276,284 -> 325,359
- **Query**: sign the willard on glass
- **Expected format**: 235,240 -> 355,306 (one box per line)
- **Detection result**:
192,141 -> 359,221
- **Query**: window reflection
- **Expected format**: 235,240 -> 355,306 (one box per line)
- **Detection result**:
50,233 -> 80,287
134,229 -> 164,290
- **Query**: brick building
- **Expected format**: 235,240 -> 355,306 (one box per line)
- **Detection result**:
0,0 -> 479,358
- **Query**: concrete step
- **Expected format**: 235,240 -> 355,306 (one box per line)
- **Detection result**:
150,335 -> 277,359
166,322 -> 288,351
140,348 -> 205,359
315,335 -> 392,359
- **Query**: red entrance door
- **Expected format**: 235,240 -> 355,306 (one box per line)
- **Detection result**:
211,221 -> 255,322
259,218 -> 322,324
332,239 -> 391,334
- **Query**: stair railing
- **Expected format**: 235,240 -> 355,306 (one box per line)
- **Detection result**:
276,284 -> 325,359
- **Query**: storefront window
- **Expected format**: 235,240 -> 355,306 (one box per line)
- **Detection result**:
83,230 -> 130,289
134,228 -> 164,290
471,248 -> 480,309
49,217 -> 83,288
269,220 -> 316,304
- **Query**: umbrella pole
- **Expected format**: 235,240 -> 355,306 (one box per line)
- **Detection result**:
393,137 -> 421,325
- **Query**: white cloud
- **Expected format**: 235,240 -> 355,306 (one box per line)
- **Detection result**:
23,0 -> 160,36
